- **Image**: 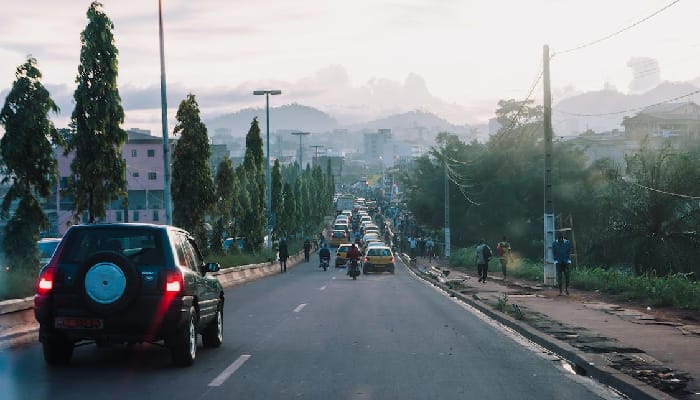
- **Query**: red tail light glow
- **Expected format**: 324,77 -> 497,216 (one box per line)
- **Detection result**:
37,267 -> 55,294
165,271 -> 183,293
390,257 -> 395,262
364,256 -> 369,262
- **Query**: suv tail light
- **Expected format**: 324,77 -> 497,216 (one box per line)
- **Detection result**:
165,270 -> 183,293
37,267 -> 55,294
364,256 -> 369,262
37,242 -> 64,295
390,256 -> 395,263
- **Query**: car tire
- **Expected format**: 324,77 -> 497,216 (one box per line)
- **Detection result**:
77,251 -> 140,315
169,307 -> 197,366
42,333 -> 74,366
202,305 -> 223,348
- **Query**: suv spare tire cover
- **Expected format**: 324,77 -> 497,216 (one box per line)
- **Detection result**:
77,252 -> 140,315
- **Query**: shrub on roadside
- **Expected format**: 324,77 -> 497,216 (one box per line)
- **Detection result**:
448,246 -> 699,309
0,269 -> 36,301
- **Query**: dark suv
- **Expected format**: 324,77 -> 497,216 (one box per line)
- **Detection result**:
34,223 -> 224,367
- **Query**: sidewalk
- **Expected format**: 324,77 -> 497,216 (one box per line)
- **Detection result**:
412,257 -> 699,400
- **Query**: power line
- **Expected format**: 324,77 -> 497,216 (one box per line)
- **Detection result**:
554,89 -> 700,117
553,0 -> 682,57
621,177 -> 700,199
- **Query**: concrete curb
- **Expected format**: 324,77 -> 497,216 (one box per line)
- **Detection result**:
0,252 -> 306,350
401,255 -> 674,400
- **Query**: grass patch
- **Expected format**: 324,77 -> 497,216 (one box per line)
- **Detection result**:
449,247 -> 700,310
207,237 -> 305,269
0,269 -> 37,301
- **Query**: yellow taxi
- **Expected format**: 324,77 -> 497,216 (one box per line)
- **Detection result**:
329,229 -> 350,247
335,243 -> 353,267
362,245 -> 395,274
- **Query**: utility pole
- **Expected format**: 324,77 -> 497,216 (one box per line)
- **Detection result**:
443,155 -> 450,258
310,145 -> 323,168
543,44 -> 556,286
291,132 -> 310,177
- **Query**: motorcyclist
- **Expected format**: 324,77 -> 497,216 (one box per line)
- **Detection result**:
319,243 -> 331,267
346,242 -> 362,275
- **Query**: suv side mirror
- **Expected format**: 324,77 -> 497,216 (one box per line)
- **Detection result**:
202,262 -> 221,274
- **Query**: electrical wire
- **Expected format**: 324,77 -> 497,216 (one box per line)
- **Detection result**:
621,177 -> 700,199
552,0 -> 682,57
554,89 -> 700,117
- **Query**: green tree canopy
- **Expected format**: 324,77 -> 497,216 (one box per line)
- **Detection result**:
0,57 -> 63,271
171,94 -> 215,249
65,1 -> 127,223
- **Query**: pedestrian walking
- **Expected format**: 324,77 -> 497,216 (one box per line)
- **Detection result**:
496,236 -> 513,280
303,237 -> 311,262
278,238 -> 289,273
409,236 -> 417,259
425,237 -> 435,262
475,239 -> 492,283
552,232 -> 572,295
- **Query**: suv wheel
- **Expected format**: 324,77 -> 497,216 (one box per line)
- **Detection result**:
42,334 -> 74,365
169,307 -> 197,366
202,305 -> 223,348
77,252 -> 140,315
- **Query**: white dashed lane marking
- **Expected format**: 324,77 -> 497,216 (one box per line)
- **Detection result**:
293,303 -> 307,313
208,355 -> 251,387
320,285 -> 327,291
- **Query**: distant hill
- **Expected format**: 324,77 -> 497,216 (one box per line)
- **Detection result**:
553,81 -> 700,135
205,103 -> 339,136
349,110 -> 472,133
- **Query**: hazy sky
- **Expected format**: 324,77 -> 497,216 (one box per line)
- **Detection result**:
1,0 -> 699,133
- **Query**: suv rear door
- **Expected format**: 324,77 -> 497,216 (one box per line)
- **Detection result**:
172,232 -> 219,323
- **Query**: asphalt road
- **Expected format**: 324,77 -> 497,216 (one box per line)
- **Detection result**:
0,257 -> 623,400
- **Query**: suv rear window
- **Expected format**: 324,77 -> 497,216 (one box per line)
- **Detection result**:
59,228 -> 165,266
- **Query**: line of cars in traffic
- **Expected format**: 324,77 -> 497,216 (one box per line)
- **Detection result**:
329,207 -> 395,275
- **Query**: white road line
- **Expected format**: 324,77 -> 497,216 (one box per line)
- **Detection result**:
208,355 -> 251,387
293,303 -> 307,313
332,276 -> 336,280
320,285 -> 327,291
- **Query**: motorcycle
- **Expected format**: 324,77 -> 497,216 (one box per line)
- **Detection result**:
347,258 -> 361,280
320,257 -> 330,271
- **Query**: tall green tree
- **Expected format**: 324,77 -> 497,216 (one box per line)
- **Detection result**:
239,118 -> 265,251
271,159 -> 283,238
241,149 -> 265,251
0,57 -> 63,271
598,144 -> 700,275
171,94 -> 215,250
65,1 -> 127,223
233,165 -> 251,240
278,182 -> 296,238
211,157 -> 236,254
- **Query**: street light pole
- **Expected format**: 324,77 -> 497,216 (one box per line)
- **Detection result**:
158,0 -> 172,225
291,131 -> 310,177
253,89 -> 282,249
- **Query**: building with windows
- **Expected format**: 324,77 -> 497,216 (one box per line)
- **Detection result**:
622,102 -> 700,141
51,129 -> 175,235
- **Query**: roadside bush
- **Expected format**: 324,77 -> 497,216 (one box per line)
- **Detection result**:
448,246 -> 699,309
0,269 -> 36,301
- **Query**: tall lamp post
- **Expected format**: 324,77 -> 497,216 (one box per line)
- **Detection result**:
253,89 -> 282,249
291,131 -> 310,177
158,0 -> 172,224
